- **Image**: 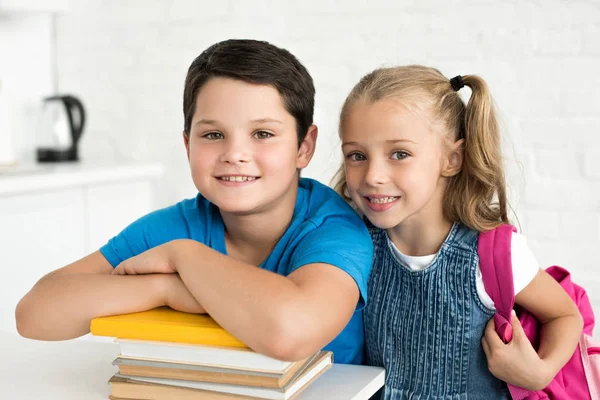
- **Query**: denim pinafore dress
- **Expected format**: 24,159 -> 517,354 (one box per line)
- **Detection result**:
364,223 -> 511,399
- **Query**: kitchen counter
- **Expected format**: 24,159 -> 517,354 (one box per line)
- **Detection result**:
0,162 -> 164,196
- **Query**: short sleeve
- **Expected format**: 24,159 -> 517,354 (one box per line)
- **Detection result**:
511,232 -> 540,295
476,231 -> 541,309
288,219 -> 374,310
99,205 -> 191,268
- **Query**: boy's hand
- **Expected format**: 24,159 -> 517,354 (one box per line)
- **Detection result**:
112,242 -> 176,275
481,313 -> 553,391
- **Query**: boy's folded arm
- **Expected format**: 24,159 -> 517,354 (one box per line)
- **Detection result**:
15,251 -> 169,341
171,240 -> 360,361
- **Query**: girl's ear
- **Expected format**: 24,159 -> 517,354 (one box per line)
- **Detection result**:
296,125 -> 318,169
442,138 -> 464,177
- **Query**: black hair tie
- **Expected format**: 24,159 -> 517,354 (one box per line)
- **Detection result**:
450,75 -> 464,92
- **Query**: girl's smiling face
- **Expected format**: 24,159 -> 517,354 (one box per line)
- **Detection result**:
341,99 -> 450,231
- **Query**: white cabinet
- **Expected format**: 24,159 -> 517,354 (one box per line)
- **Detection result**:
85,180 -> 155,252
0,0 -> 70,166
0,163 -> 163,334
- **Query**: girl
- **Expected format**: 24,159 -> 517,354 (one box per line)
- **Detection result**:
333,65 -> 583,398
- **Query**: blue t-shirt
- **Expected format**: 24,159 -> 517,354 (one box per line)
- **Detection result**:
100,178 -> 373,364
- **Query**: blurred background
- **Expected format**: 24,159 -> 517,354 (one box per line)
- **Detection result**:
0,0 -> 599,336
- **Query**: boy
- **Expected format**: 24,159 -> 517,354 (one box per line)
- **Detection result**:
15,39 -> 373,364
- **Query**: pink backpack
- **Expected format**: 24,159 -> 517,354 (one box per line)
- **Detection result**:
477,224 -> 600,399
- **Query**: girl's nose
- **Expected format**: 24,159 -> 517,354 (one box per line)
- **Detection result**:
364,160 -> 389,186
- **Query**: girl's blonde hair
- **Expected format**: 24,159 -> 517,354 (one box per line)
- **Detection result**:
332,65 -> 509,232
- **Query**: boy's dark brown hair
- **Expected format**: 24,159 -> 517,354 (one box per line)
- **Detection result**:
183,39 -> 315,145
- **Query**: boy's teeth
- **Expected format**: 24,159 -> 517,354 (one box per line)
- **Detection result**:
369,197 -> 397,204
221,176 -> 256,182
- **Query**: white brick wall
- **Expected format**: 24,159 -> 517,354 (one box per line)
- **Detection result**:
49,1 -> 600,320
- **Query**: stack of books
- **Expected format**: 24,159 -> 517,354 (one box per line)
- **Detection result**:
90,307 -> 333,399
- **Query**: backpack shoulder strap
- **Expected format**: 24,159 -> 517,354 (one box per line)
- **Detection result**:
478,224 -> 517,343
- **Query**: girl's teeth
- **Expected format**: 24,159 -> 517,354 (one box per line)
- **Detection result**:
221,176 -> 256,182
369,197 -> 397,204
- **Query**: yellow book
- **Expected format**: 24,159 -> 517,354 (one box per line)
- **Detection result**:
90,307 -> 247,348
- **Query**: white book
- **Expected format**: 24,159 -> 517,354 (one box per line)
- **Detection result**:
115,351 -> 333,400
116,338 -> 294,374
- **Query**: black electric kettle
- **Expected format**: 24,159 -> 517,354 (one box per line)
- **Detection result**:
36,95 -> 86,163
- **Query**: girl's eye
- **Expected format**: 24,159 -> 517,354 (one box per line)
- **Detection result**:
253,130 -> 273,139
347,152 -> 366,162
203,132 -> 224,140
391,151 -> 409,160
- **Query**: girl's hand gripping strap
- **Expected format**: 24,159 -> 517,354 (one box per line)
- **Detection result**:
478,224 -> 518,343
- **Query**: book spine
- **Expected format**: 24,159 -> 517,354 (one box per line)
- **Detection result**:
118,365 -> 283,388
90,319 -> 248,348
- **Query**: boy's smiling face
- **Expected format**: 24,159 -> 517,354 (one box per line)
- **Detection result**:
185,77 -> 315,216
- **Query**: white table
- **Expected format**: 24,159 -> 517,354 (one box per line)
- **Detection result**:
0,333 -> 384,399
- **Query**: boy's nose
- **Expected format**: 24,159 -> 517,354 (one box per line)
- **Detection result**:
219,140 -> 251,164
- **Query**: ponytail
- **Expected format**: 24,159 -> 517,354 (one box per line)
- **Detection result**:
444,75 -> 509,231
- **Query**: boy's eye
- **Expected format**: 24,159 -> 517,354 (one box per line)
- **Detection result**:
391,151 -> 409,160
253,130 -> 273,139
347,152 -> 366,161
203,132 -> 224,140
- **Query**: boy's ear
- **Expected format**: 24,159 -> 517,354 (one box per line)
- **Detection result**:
183,131 -> 191,162
441,138 -> 464,177
296,125 -> 318,169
